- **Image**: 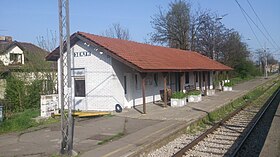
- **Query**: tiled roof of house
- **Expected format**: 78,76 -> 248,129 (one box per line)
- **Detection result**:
0,41 -> 55,70
47,31 -> 232,72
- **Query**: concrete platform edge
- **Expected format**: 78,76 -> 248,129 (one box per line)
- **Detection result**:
128,77 -> 278,157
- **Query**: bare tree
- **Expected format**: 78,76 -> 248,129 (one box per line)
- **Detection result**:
36,29 -> 58,52
150,0 -> 190,50
192,12 -> 231,60
102,23 -> 131,40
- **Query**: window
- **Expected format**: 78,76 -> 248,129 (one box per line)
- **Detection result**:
185,72 -> 189,84
154,73 -> 158,86
135,74 -> 140,90
124,76 -> 127,94
10,53 -> 22,64
75,78 -> 85,97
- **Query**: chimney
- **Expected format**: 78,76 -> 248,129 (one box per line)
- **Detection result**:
0,36 -> 12,42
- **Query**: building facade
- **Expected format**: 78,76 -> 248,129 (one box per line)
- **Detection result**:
47,32 -> 232,112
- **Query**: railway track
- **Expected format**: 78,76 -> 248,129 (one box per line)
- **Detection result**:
170,86 -> 280,157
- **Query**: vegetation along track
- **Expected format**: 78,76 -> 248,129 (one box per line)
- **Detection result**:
147,78 -> 280,157
172,82 -> 280,157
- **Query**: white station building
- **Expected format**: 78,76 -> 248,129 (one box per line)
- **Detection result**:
46,32 -> 232,112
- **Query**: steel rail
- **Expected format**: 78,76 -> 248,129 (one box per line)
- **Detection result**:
172,82 -> 278,157
230,87 -> 280,157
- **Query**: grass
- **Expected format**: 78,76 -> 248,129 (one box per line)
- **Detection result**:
186,77 -> 280,134
230,76 -> 254,85
0,109 -> 59,134
97,132 -> 125,145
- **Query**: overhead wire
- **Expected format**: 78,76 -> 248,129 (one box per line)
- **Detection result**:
234,0 -> 277,50
246,0 -> 280,51
234,0 -> 262,48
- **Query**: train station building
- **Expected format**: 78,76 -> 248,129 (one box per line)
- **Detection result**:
46,32 -> 232,112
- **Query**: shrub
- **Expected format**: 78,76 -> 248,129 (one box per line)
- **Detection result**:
187,90 -> 201,96
224,82 -> 233,87
171,91 -> 186,99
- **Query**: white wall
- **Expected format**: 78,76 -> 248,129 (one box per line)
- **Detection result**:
58,40 -> 215,111
58,40 -> 165,111
0,46 -> 24,66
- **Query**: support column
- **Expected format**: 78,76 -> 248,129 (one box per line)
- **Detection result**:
141,73 -> 147,114
226,71 -> 229,81
204,71 -> 208,96
193,72 -> 196,89
199,71 -> 202,91
162,72 -> 168,108
213,71 -> 216,89
180,72 -> 184,92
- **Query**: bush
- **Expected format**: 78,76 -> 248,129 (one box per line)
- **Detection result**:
234,59 -> 261,79
171,91 -> 186,99
187,90 -> 201,96
224,82 -> 233,87
4,76 -> 43,113
4,76 -> 26,112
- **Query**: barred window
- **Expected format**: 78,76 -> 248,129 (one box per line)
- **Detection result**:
75,78 -> 85,97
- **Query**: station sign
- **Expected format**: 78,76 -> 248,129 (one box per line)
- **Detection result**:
71,68 -> 85,77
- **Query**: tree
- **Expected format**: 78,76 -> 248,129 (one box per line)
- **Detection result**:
36,29 -> 58,52
150,0 -> 190,50
220,31 -> 250,67
102,23 -> 131,40
192,12 -> 231,60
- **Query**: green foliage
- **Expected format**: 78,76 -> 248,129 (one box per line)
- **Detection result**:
186,77 -> 279,134
0,109 -> 39,134
234,59 -> 261,79
187,90 -> 201,96
224,82 -> 233,87
171,91 -> 187,99
4,76 -> 43,114
4,76 -> 26,112
26,80 -> 43,109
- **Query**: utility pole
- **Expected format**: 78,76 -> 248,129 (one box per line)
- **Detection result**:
263,45 -> 268,79
58,0 -> 74,155
265,53 -> 268,79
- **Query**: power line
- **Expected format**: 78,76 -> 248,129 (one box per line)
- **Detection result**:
246,0 -> 280,50
234,0 -> 277,50
234,0 -> 262,48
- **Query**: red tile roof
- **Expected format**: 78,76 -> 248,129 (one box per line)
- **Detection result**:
46,31 -> 232,72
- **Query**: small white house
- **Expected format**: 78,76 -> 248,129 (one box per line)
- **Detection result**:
46,32 -> 232,113
0,36 -> 57,98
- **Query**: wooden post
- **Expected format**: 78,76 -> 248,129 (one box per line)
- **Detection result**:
163,72 -> 168,108
141,73 -> 147,114
180,72 -> 184,92
193,72 -> 196,89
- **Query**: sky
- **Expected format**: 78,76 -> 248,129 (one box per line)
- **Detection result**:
1,0 -> 280,60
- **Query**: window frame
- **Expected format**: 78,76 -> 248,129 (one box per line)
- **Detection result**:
185,72 -> 189,84
74,77 -> 85,97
